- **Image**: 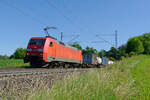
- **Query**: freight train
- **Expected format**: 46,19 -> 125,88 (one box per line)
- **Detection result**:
24,36 -> 111,67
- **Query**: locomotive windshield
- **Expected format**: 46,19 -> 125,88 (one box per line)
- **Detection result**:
29,39 -> 46,46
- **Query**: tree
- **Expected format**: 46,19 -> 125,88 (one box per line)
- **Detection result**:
138,33 -> 150,54
129,51 -> 136,57
98,49 -> 106,57
71,43 -> 82,50
13,48 -> 26,59
107,47 -> 118,60
82,46 -> 97,55
120,56 -> 125,60
126,37 -> 144,54
109,57 -> 115,61
143,41 -> 150,54
118,44 -> 128,59
0,55 -> 9,60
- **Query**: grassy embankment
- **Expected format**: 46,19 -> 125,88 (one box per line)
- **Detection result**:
0,59 -> 29,68
26,55 -> 150,100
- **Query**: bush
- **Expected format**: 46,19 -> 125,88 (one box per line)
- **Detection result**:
129,52 -> 135,57
143,41 -> 150,54
126,37 -> 144,54
120,56 -> 125,60
124,53 -> 129,57
109,57 -> 115,61
13,48 -> 26,59
0,55 -> 9,60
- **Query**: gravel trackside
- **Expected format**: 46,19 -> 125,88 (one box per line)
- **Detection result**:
0,68 -> 90,99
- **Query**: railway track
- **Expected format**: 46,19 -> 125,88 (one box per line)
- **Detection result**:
0,68 -> 89,78
0,68 -> 92,99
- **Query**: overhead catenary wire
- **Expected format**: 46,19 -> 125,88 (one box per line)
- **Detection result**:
60,33 -> 81,43
67,35 -> 80,43
1,0 -> 46,26
44,0 -> 84,32
44,0 -> 83,43
2,0 -> 81,43
91,41 -> 106,43
97,34 -> 114,36
44,0 -> 116,46
1,0 -> 117,49
96,35 -> 114,46
45,0 -> 109,44
63,34 -> 79,37
95,30 -> 118,48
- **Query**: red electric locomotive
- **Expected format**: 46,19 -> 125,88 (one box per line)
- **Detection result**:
24,36 -> 82,67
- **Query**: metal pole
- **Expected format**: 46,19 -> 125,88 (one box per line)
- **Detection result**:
61,32 -> 63,41
115,30 -> 118,49
115,30 -> 118,59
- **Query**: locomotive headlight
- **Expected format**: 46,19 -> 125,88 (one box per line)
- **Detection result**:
38,49 -> 43,52
27,48 -> 32,51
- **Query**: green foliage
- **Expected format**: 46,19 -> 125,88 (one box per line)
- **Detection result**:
97,49 -> 106,57
138,33 -> 150,54
72,43 -> 99,56
109,57 -> 115,61
126,37 -> 144,54
115,32 -> 150,60
118,45 -> 127,57
27,55 -> 149,100
107,47 -> 117,59
124,53 -> 129,57
129,51 -> 136,57
120,56 -> 125,60
0,55 -> 9,60
12,48 -> 26,59
143,40 -> 150,54
82,46 -> 97,55
131,55 -> 150,97
71,43 -> 82,50
0,59 -> 29,68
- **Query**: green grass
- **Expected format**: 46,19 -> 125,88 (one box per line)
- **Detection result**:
1,55 -> 148,100
131,55 -> 150,99
0,59 -> 29,68
25,55 -> 150,100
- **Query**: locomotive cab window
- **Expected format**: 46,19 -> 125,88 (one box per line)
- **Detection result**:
29,39 -> 46,46
49,42 -> 53,47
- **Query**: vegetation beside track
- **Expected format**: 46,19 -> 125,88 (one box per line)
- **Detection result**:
0,59 -> 29,68
25,55 -> 150,100
131,55 -> 150,99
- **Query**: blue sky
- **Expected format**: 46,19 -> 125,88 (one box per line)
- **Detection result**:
0,0 -> 150,56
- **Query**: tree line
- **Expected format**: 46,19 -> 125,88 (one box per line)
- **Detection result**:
72,32 -> 150,61
1,32 -> 150,60
0,48 -> 26,60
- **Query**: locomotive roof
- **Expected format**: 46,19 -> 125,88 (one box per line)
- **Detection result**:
55,40 -> 80,51
30,36 -> 80,51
